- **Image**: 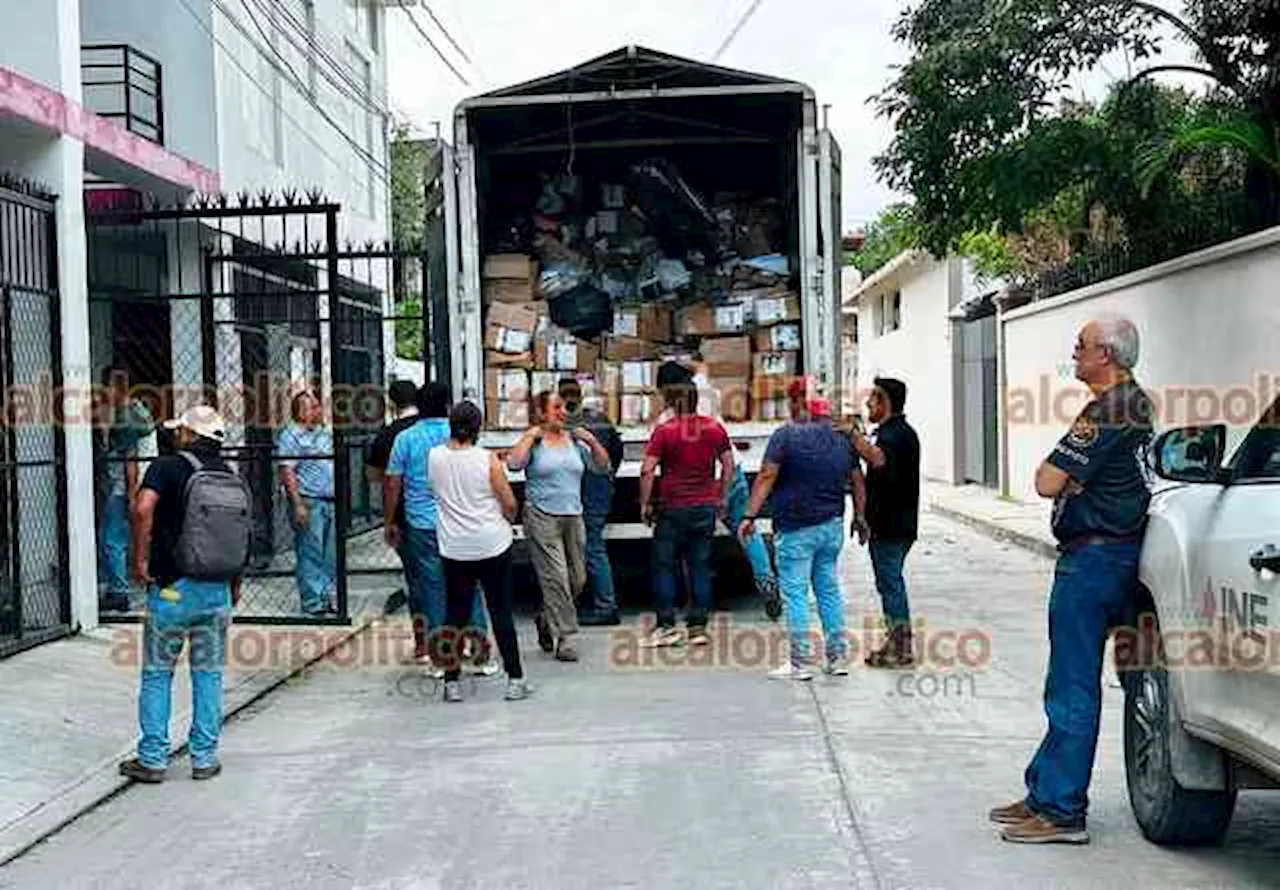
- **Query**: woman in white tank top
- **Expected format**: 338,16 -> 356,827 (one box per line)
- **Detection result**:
426,401 -> 530,703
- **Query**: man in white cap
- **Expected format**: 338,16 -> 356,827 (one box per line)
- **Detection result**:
119,404 -> 250,784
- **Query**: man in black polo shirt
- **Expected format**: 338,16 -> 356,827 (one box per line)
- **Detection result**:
849,377 -> 921,668
119,405 -> 243,784
366,379 -> 421,615
992,315 -> 1154,845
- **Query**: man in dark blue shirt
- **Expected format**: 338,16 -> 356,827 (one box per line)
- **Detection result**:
992,315 -> 1154,845
740,381 -> 865,680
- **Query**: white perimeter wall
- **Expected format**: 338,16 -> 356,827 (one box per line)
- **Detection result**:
1001,227 -> 1280,503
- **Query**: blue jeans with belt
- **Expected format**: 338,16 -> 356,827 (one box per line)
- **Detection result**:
295,497 -> 336,614
725,465 -> 774,585
137,578 -> 232,770
1025,540 -> 1140,826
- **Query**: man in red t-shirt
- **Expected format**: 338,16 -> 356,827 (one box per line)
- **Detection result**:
639,362 -> 735,647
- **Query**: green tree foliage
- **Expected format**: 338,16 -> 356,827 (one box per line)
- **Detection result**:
851,202 -> 923,275
875,0 -> 1280,257
390,125 -> 430,360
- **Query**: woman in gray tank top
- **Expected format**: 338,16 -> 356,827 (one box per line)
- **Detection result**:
507,390 -> 611,662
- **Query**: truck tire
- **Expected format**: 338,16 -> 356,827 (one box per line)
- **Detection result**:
1123,614 -> 1236,846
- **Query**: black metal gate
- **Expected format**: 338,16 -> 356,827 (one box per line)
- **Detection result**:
0,178 -> 70,658
86,190 -> 441,625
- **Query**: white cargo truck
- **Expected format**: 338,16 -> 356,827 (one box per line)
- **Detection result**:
438,47 -> 844,546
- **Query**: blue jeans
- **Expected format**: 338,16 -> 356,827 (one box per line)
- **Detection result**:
583,511 -> 616,612
869,539 -> 913,632
653,505 -> 716,629
1025,541 -> 1140,826
98,490 -> 130,598
401,526 -> 486,635
775,517 -> 847,664
137,578 -> 231,770
295,497 -> 336,613
725,465 -> 774,585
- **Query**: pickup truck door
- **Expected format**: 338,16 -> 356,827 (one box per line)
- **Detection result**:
1191,397 -> 1280,763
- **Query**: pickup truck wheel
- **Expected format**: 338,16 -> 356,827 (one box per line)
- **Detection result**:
1124,653 -> 1236,846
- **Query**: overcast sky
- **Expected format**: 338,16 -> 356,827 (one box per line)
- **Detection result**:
385,0 -> 1202,233
386,0 -> 912,231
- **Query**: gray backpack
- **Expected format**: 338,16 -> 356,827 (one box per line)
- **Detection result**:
175,452 -> 252,581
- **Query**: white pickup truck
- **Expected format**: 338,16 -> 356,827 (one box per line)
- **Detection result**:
1121,395 -> 1280,845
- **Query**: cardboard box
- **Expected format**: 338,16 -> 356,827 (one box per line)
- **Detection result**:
613,305 -> 673,343
530,371 -> 562,396
622,361 -> 658,393
536,338 -> 599,373
754,322 -> 801,352
486,368 -> 530,402
485,325 -> 534,355
676,303 -> 747,336
483,254 -> 536,282
486,301 -> 541,334
485,349 -> 534,370
485,396 -> 530,430
483,278 -> 535,304
596,361 -> 621,395
754,294 -> 801,325
753,395 -> 790,422
621,394 -> 657,426
708,378 -> 751,422
754,351 -> 798,378
752,374 -> 792,401
700,336 -> 752,379
603,335 -> 659,362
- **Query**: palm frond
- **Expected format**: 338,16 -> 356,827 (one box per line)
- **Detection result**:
1136,118 -> 1280,198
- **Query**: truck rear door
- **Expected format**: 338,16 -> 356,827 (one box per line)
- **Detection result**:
817,127 -> 843,401
443,112 -> 484,405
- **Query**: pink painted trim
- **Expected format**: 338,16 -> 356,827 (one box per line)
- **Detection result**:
0,64 -> 220,193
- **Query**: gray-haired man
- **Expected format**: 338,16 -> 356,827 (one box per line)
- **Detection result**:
991,315 -> 1154,844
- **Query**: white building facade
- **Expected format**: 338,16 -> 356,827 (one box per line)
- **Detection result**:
0,0 -> 393,650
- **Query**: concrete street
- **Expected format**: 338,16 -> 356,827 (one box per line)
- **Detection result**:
3,513 -> 1280,889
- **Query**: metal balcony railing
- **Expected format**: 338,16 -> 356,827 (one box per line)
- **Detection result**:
81,44 -> 165,145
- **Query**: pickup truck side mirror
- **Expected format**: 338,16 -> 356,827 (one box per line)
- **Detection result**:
1152,425 -> 1228,483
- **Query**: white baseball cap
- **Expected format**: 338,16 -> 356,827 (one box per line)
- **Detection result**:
163,405 -> 227,442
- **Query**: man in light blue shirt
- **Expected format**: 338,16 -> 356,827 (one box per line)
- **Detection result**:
383,382 -> 490,675
277,390 -> 337,615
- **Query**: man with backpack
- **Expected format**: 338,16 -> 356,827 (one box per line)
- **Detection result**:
559,377 -> 624,626
118,405 -> 252,784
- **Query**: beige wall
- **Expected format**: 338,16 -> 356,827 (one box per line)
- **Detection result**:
853,255 -> 964,483
1001,227 -> 1280,502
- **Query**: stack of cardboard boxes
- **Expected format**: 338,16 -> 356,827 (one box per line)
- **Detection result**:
482,256 -> 804,430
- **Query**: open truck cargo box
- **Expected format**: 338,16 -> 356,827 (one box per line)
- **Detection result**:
443,47 -> 843,435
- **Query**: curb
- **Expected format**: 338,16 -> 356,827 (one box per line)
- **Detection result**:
928,502 -> 1059,561
0,614 -> 377,867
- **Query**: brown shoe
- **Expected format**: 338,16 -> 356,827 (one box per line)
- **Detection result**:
989,799 -> 1034,824
118,758 -> 165,784
1000,814 -> 1090,845
555,641 -> 579,662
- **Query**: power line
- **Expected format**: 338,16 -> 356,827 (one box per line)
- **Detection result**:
246,0 -> 395,121
419,1 -> 481,75
400,6 -> 470,86
236,0 -> 389,177
711,0 -> 766,62
174,0 -> 389,185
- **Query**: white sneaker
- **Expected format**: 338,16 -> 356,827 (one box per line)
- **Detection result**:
505,679 -> 534,701
768,663 -> 814,681
469,660 -> 501,678
641,627 -> 683,648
